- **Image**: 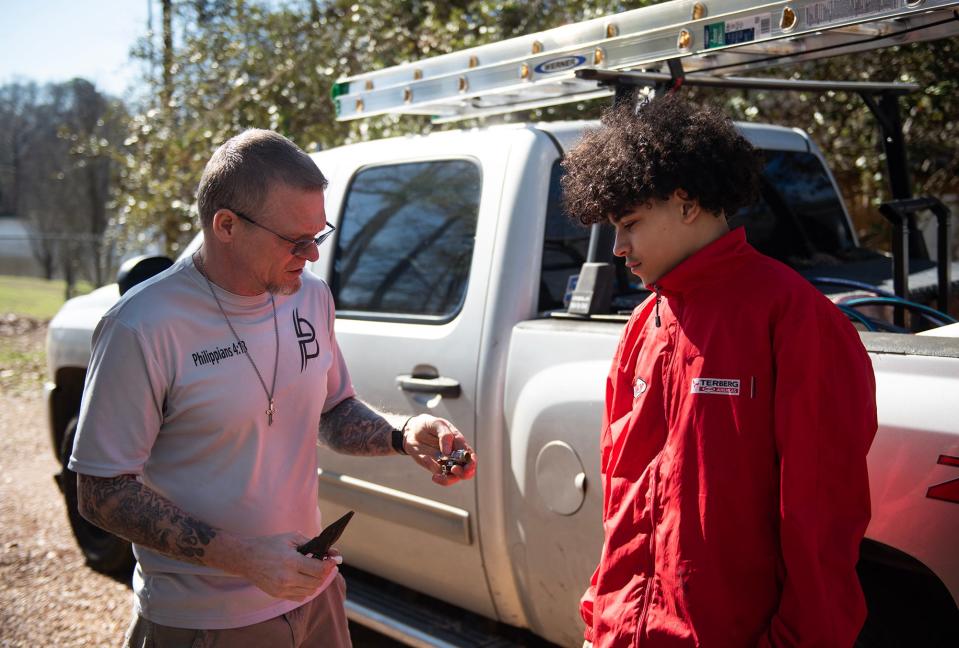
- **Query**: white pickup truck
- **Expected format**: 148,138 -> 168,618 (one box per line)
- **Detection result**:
46,0 -> 959,643
46,119 -> 959,646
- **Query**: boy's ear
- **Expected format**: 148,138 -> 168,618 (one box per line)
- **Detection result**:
674,189 -> 697,223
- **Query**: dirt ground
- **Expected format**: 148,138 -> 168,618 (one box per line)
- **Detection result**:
0,319 -> 132,647
0,317 -> 397,647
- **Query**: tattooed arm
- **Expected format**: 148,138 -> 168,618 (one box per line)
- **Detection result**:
76,473 -> 336,600
77,473 -> 219,564
319,397 -> 478,485
318,397 -> 396,456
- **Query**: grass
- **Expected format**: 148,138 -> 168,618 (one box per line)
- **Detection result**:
0,275 -> 94,320
0,338 -> 46,393
0,275 -> 96,393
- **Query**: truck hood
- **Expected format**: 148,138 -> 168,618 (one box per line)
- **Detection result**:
917,321 -> 959,337
47,283 -> 120,377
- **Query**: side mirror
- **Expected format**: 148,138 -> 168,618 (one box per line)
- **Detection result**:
117,255 -> 174,296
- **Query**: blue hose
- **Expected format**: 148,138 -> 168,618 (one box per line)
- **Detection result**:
837,305 -> 877,331
811,276 -> 956,330
841,296 -> 957,327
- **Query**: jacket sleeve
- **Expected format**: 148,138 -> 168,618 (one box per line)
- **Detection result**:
760,295 -> 877,647
580,567 -> 598,642
581,368 -> 615,643
581,310 -> 643,643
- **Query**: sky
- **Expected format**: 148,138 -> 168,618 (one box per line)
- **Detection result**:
0,0 -> 152,98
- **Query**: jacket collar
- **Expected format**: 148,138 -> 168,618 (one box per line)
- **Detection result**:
651,227 -> 750,296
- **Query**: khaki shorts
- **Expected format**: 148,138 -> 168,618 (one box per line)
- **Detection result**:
125,573 -> 351,648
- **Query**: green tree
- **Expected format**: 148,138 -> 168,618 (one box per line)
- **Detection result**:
121,0 -> 346,254
709,39 -> 959,249
119,0 -> 957,257
119,1 -> 659,254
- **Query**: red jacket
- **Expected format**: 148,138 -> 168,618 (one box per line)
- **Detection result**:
582,228 -> 877,647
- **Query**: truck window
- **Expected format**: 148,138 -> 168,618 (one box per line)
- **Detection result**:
539,159 -> 590,312
730,150 -> 858,268
331,159 -> 481,321
541,149 -> 862,316
539,159 -> 651,315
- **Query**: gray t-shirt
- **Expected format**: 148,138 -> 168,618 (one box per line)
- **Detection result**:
70,255 -> 355,629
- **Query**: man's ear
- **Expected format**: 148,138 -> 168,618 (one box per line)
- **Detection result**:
210,209 -> 237,243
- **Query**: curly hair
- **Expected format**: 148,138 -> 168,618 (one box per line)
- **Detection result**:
561,94 -> 762,225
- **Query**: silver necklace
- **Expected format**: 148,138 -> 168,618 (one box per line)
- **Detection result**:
194,252 -> 279,426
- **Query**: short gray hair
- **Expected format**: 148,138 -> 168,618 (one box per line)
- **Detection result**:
196,129 -> 328,228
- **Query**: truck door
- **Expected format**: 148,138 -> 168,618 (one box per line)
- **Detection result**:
310,145 -> 499,619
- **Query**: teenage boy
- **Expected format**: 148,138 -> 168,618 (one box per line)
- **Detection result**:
561,95 -> 877,647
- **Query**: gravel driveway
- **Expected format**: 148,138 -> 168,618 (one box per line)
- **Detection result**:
0,320 -> 131,647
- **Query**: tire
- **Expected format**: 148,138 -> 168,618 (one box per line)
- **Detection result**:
856,556 -> 959,648
59,417 -> 135,576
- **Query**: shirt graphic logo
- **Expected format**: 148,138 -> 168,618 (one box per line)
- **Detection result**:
691,377 -> 741,395
293,309 -> 318,372
633,377 -> 648,398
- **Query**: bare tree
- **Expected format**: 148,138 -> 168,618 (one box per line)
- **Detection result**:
1,80 -> 125,295
63,79 -> 126,287
18,127 -> 62,280
0,83 -> 40,218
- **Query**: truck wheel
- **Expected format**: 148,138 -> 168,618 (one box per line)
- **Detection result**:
856,554 -> 959,647
59,417 -> 135,576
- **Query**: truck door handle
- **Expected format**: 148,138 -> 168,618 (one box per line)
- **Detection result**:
396,375 -> 461,398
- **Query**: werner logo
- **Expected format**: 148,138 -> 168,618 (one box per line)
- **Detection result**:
534,55 -> 586,74
293,309 -> 318,372
691,377 -> 741,395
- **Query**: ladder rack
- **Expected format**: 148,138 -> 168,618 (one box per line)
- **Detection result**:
332,0 -> 959,122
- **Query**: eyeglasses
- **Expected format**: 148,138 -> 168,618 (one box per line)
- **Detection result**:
229,208 -> 336,258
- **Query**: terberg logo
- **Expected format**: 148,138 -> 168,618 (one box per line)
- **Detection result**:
534,55 -> 587,74
691,377 -> 741,396
293,309 -> 318,372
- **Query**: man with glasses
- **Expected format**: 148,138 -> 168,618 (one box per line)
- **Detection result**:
69,129 -> 476,647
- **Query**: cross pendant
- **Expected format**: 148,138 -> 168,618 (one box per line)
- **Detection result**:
267,399 -> 276,426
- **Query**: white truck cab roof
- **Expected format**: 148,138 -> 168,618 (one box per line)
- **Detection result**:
537,119 -> 812,154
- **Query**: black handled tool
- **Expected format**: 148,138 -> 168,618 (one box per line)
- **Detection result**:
296,510 -> 354,559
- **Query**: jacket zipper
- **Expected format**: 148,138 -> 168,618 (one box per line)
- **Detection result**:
654,285 -> 662,328
637,300 -> 670,642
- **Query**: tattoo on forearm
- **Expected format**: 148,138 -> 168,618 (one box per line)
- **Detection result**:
79,474 -> 216,564
319,397 -> 395,456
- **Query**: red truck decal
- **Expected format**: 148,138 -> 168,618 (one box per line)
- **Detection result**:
926,455 -> 959,504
